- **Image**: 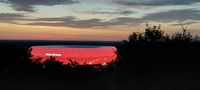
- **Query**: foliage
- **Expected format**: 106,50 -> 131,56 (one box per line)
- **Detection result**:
144,24 -> 165,41
128,23 -> 196,43
118,23 -> 200,73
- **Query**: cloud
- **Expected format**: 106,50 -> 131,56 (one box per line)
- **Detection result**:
1,9 -> 199,28
109,17 -> 144,25
24,17 -> 118,28
0,13 -> 25,23
1,0 -> 80,12
170,21 -> 199,26
88,9 -> 136,15
113,0 -> 200,6
24,9 -> 200,28
143,9 -> 200,22
22,16 -> 145,28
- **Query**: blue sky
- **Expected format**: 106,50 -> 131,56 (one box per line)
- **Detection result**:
0,0 -> 200,41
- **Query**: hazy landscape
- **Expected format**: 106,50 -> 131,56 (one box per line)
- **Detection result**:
0,25 -> 200,90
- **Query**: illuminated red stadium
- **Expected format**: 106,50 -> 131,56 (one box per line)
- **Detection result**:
30,45 -> 117,65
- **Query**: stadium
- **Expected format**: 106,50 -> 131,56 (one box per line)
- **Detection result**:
30,45 -> 117,65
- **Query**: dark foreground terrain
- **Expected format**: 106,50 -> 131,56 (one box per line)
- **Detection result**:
0,39 -> 200,90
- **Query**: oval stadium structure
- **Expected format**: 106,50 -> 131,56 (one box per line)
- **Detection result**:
30,45 -> 117,65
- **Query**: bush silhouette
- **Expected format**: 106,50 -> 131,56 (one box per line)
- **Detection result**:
144,24 -> 165,42
118,23 -> 200,73
128,24 -> 165,43
171,32 -> 192,43
127,23 -> 195,43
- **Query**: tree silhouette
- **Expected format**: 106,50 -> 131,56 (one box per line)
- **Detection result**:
171,24 -> 192,43
128,24 -> 165,43
128,23 -> 195,43
43,57 -> 64,70
145,24 -> 165,42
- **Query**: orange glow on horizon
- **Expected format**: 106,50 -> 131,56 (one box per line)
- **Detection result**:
0,23 -> 131,41
0,22 -> 200,41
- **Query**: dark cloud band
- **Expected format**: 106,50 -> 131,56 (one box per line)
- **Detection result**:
113,0 -> 200,6
89,10 -> 136,15
0,9 -> 199,28
1,0 -> 80,12
0,13 -> 25,23
24,9 -> 200,28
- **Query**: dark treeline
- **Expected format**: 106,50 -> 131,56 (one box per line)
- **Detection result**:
118,24 -> 200,73
0,24 -> 200,89
116,24 -> 200,89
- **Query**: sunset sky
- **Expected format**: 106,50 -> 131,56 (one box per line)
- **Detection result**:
0,0 -> 200,41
